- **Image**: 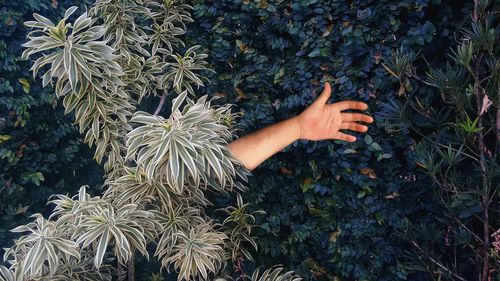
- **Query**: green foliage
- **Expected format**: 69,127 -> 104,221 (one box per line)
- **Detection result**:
162,45 -> 214,95
218,193 -> 266,261
2,1 -> 299,280
245,265 -> 303,281
69,191 -> 161,269
22,4 -> 134,170
2,0 -> 496,280
216,265 -> 302,281
5,214 -> 80,277
382,1 -> 499,280
125,96 -> 243,194
0,0 -> 102,254
165,222 -> 227,280
185,0 -> 477,280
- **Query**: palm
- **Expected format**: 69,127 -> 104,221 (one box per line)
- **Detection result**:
296,82 -> 373,142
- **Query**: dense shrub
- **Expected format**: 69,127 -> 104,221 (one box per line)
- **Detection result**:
2,0 -> 492,280
185,0 -> 474,280
2,1 -> 300,280
0,0 -> 102,248
383,1 -> 499,279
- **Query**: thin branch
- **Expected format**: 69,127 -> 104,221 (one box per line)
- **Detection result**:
154,92 -> 168,116
445,213 -> 484,244
408,123 -> 480,162
401,80 -> 480,162
410,73 -> 435,87
411,241 -> 467,281
489,188 -> 497,206
496,107 -> 500,151
470,2 -> 490,278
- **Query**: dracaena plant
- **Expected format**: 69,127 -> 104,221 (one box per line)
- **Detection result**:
0,1 -> 301,280
215,266 -> 302,281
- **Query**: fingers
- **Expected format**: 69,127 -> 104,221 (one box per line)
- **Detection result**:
334,100 -> 369,111
311,82 -> 331,107
341,113 -> 374,123
331,123 -> 368,142
340,122 -> 368,132
332,132 -> 356,142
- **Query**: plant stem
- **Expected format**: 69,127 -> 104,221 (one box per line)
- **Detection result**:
118,263 -> 125,281
411,241 -> 467,281
477,92 -> 490,281
154,92 -> 167,116
408,123 -> 480,162
472,2 -> 490,279
496,108 -> 500,152
128,255 -> 135,281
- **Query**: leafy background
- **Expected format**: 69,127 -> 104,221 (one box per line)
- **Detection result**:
0,0 -> 481,280
0,0 -> 104,246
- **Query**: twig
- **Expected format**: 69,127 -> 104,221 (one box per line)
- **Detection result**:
471,2 -> 490,278
154,92 -> 167,116
496,107 -> 500,151
445,213 -> 484,244
408,123 -> 480,162
410,73 -> 435,88
411,241 -> 467,281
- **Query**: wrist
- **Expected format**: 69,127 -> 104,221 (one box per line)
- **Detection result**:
289,115 -> 302,141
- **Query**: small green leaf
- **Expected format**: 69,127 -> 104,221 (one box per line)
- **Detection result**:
308,49 -> 321,58
18,78 -> 30,93
0,135 -> 12,144
370,142 -> 382,151
357,191 -> 366,198
343,148 -> 357,154
364,135 -> 373,145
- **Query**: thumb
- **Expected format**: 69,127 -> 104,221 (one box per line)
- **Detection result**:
311,82 -> 331,108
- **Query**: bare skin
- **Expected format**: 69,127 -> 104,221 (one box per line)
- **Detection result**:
226,81 -> 374,171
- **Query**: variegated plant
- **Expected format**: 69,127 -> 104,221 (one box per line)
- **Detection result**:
1,1 -> 302,280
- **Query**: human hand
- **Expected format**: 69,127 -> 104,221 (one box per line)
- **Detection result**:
293,82 -> 374,142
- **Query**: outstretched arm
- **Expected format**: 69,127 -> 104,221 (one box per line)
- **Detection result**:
226,82 -> 374,171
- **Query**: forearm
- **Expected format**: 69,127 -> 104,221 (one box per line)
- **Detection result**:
226,116 -> 301,171
224,82 -> 373,172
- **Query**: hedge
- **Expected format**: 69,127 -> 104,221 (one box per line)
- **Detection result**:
0,0 -> 102,248
185,0 -> 472,280
0,0 -> 477,280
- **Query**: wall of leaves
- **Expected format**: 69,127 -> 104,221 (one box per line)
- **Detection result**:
0,0 -> 103,247
0,0 -> 478,280
185,0 -> 473,280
